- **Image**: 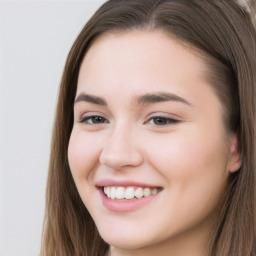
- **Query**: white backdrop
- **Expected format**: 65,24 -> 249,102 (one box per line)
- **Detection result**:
0,1 -> 105,255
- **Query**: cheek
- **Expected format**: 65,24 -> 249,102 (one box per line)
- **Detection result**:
147,126 -> 229,178
144,127 -> 230,206
68,130 -> 101,180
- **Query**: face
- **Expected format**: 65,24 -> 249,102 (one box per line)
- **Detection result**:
68,31 -> 240,255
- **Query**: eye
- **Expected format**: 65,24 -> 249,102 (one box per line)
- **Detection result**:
79,115 -> 108,124
148,116 -> 179,126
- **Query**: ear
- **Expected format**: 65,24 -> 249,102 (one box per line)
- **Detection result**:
227,133 -> 242,173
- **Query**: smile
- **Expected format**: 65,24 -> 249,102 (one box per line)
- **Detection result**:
97,183 -> 162,212
103,186 -> 161,200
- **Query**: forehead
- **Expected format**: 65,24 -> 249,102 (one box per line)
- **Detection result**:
81,30 -> 204,70
77,30 -> 207,96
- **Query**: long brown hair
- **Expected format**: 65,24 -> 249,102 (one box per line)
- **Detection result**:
40,1 -> 256,255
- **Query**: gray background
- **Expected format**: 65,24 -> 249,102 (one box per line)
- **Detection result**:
0,1 -> 104,255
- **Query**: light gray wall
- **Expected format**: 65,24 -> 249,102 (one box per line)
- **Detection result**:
0,1 -> 105,255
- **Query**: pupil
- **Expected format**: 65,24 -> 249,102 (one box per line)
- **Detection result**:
93,116 -> 104,123
155,117 -> 167,125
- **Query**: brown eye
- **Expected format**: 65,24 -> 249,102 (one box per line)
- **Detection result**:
80,116 -> 108,124
149,117 -> 179,126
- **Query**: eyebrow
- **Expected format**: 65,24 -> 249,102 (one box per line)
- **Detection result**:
74,92 -> 192,106
136,92 -> 192,106
74,93 -> 107,106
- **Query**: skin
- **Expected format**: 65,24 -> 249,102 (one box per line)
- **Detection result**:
68,31 -> 241,256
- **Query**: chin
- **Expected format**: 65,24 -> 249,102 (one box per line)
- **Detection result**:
98,226 -> 155,250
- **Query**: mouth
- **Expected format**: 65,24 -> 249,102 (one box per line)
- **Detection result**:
102,186 -> 162,200
96,182 -> 163,212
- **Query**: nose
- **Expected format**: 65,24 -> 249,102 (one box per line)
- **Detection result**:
99,126 -> 144,170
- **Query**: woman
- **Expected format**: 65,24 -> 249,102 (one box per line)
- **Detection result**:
40,0 -> 256,255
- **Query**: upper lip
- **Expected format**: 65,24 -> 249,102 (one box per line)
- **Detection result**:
95,179 -> 161,188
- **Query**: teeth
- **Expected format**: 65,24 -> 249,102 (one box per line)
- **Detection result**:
103,186 -> 160,200
125,187 -> 135,199
152,188 -> 158,195
107,187 -> 111,198
110,187 -> 116,199
143,188 -> 151,197
116,187 -> 125,199
134,187 -> 143,199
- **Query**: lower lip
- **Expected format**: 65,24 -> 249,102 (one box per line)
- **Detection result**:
98,188 -> 160,212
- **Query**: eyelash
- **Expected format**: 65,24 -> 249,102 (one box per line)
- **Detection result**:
147,116 -> 180,126
79,115 -> 180,126
79,115 -> 109,125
